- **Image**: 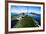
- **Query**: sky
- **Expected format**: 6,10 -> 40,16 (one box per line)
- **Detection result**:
11,5 -> 41,14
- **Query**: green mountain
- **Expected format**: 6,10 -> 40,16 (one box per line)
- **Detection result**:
13,15 -> 39,28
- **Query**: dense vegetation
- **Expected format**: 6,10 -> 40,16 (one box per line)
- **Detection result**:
13,15 -> 39,28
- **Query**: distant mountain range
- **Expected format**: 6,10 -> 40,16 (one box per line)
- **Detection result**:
11,12 -> 40,16
29,12 -> 40,16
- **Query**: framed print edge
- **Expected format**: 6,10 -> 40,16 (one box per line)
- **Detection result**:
5,1 -> 45,34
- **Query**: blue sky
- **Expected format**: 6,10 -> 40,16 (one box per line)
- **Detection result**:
11,5 -> 41,14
